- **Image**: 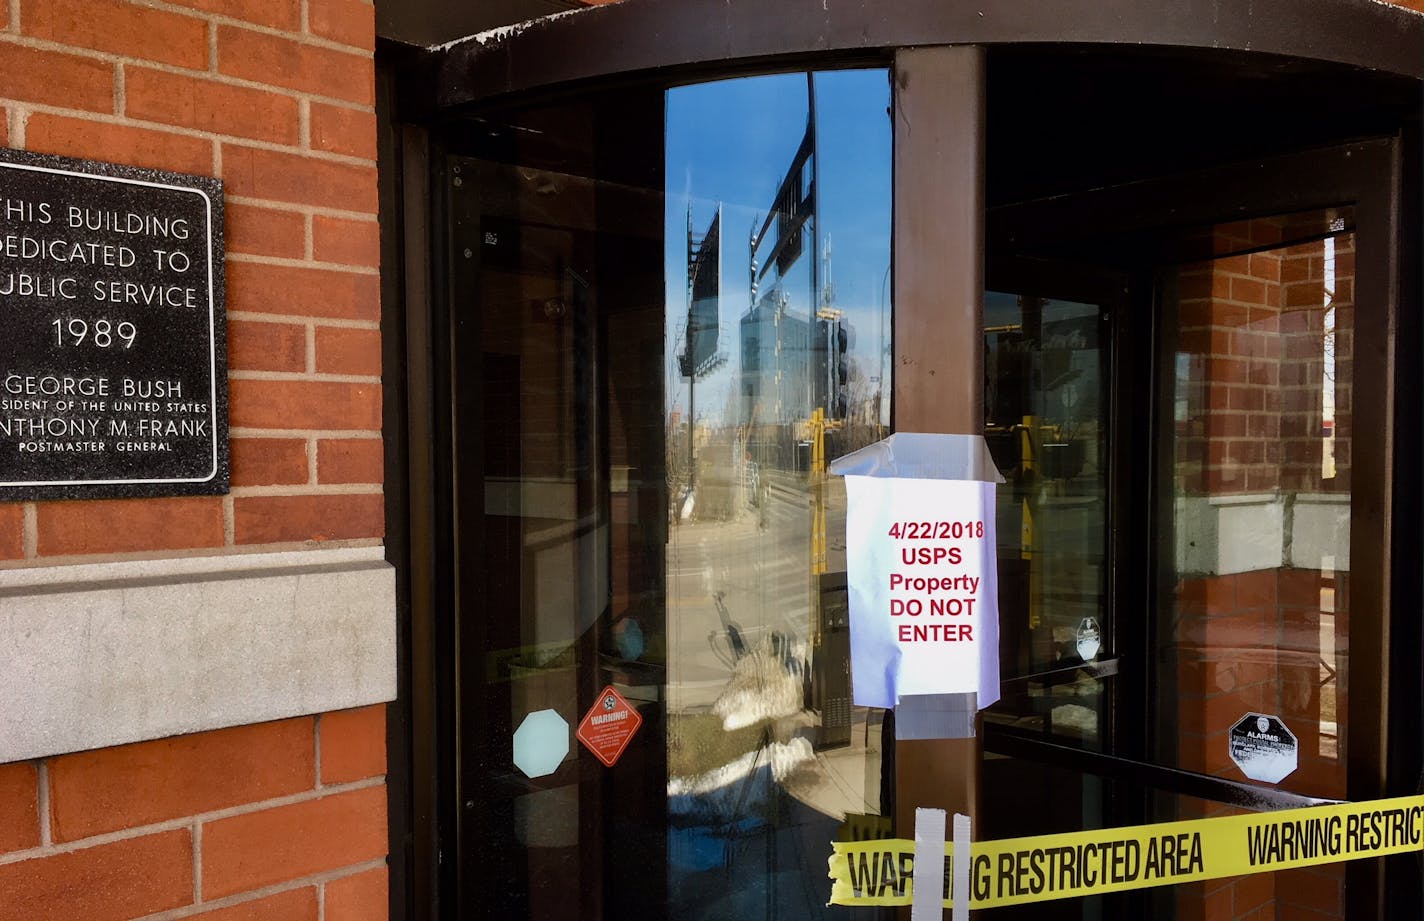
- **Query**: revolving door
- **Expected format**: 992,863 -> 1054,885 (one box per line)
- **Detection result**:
390,3 -> 1424,918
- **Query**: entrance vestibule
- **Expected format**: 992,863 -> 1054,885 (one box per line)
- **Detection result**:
388,4 -> 1424,918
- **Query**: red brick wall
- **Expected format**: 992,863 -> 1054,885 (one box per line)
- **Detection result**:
0,2 -> 387,919
0,707 -> 388,921
1175,218 -> 1354,499
0,0 -> 383,565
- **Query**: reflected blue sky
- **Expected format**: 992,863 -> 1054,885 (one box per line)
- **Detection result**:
664,69 -> 892,426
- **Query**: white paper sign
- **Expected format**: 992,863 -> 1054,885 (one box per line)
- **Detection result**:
842,475 -> 1000,709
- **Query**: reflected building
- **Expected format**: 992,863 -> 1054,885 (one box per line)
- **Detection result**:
738,289 -> 818,427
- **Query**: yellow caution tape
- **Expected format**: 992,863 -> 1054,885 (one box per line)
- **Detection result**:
828,795 -> 1424,909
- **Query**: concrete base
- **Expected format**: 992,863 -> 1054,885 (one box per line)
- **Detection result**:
0,546 -> 397,763
1176,491 -> 1351,576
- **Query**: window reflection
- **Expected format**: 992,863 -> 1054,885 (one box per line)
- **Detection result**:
453,86 -> 671,921
1158,211 -> 1354,921
977,288 -> 1112,897
664,69 -> 892,918
452,69 -> 890,921
982,292 -> 1110,746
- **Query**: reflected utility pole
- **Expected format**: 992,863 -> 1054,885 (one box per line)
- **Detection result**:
682,204 -> 725,503
686,206 -> 696,495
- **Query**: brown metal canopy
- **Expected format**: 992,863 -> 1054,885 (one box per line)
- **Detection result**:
431,0 -> 1424,108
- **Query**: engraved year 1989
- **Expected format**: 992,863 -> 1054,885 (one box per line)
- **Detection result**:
51,316 -> 137,349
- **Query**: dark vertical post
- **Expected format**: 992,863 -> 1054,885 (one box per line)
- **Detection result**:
891,41 -> 987,898
1344,138 -> 1401,921
395,124 -> 449,921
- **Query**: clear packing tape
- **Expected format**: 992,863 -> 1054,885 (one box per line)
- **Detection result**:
828,794 -> 1424,909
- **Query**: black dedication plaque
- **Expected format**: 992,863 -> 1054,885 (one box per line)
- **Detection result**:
0,148 -> 227,499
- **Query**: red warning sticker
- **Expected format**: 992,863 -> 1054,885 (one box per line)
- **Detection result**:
576,684 -> 643,767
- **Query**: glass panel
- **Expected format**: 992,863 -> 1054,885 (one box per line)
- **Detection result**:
451,87 -> 671,921
664,69 -> 892,921
980,288 -> 1112,921
450,67 -> 892,921
1155,210 -> 1355,919
983,292 -> 1110,742
987,672 -> 1112,751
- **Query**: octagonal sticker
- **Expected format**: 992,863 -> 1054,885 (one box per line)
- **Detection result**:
513,708 -> 570,778
1228,712 -> 1298,784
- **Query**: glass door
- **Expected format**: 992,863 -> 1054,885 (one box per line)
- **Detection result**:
978,264 -> 1129,921
444,66 -> 898,921
1152,209 -> 1357,920
982,140 -> 1402,921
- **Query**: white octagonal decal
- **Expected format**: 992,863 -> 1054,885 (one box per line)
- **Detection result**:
513,708 -> 570,778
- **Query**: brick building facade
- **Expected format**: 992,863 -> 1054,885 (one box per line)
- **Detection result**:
0,2 -> 391,920
0,1 -> 1421,921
